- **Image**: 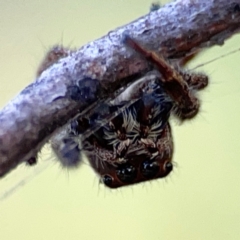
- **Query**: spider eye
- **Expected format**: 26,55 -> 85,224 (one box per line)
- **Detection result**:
116,164 -> 137,183
163,161 -> 173,173
26,156 -> 37,166
102,175 -> 114,187
141,160 -> 159,178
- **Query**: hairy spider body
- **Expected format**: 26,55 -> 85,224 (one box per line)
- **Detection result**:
68,76 -> 174,188
36,36 -> 208,188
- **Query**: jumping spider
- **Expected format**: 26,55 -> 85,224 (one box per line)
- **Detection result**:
36,36 -> 208,188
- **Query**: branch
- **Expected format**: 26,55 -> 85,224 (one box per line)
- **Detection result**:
0,0 -> 240,178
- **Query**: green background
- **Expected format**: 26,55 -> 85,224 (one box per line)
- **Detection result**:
0,1 -> 240,239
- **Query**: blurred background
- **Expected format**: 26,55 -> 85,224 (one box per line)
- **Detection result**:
0,1 -> 240,239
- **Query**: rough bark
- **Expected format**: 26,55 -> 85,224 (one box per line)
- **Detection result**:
0,0 -> 240,177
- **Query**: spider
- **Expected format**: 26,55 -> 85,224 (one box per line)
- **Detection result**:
34,35 -> 208,188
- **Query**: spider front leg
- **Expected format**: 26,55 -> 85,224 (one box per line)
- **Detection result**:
36,45 -> 72,76
123,35 -> 208,120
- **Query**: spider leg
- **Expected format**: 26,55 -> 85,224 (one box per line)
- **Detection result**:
123,35 -> 208,120
36,45 -> 72,77
180,70 -> 208,90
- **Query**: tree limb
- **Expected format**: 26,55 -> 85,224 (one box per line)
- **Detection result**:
0,0 -> 240,178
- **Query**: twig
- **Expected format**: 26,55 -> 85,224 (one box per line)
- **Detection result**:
0,0 -> 240,178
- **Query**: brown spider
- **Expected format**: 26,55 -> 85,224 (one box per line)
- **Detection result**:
35,36 -> 208,188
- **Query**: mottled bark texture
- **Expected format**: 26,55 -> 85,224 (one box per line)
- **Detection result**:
0,0 -> 240,177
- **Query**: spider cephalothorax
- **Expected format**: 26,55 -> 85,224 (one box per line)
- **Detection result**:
88,123 -> 174,188
69,74 -> 174,188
